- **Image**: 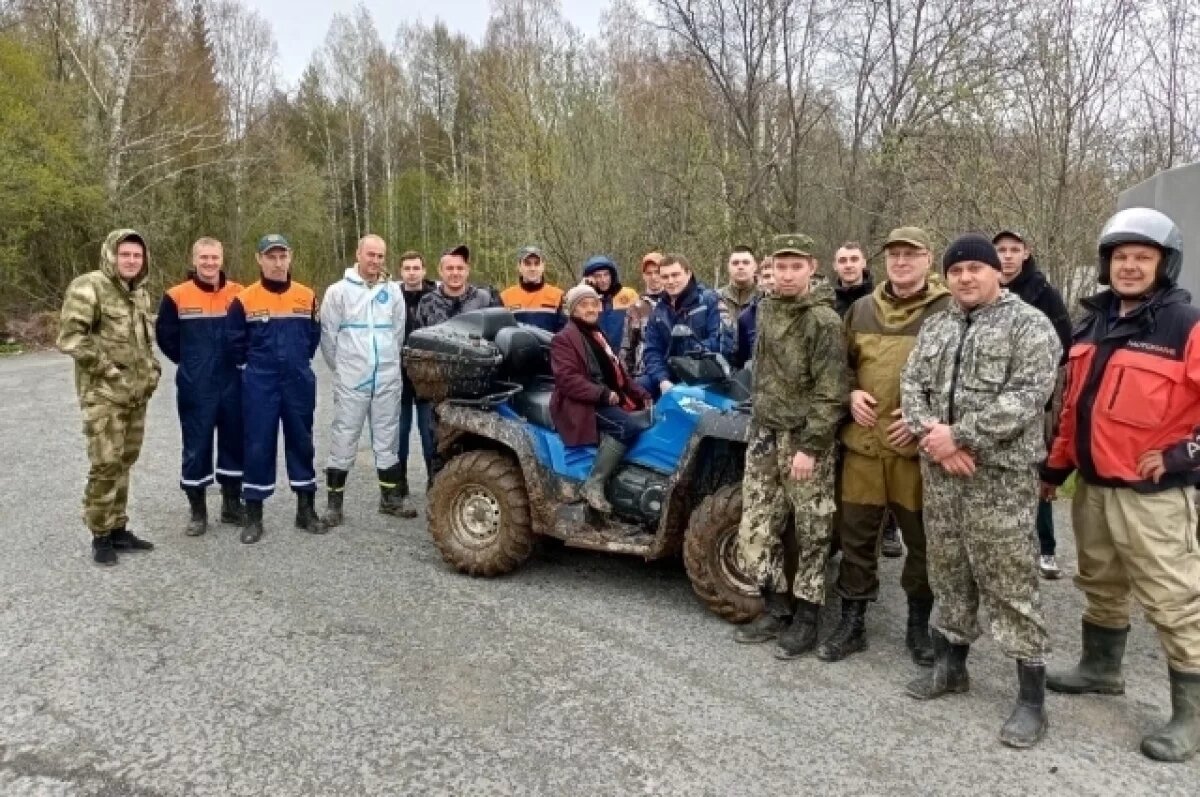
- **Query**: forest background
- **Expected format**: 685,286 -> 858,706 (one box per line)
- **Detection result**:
1,0 -> 1198,339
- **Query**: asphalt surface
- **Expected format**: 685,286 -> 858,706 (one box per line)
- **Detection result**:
0,350 -> 1195,796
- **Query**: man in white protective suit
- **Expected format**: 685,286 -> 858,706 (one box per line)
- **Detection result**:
320,234 -> 416,525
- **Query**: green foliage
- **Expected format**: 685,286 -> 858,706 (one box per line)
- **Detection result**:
0,36 -> 105,313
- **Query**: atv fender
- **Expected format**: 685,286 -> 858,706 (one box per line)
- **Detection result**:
648,410 -> 751,559
435,404 -> 558,535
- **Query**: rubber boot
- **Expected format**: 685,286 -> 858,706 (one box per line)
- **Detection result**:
1000,660 -> 1048,749
1141,669 -> 1200,762
733,591 -> 793,644
906,595 -> 936,667
397,469 -> 411,499
774,599 -> 820,660
1047,620 -> 1127,695
816,599 -> 868,662
110,525 -> 154,551
295,491 -> 326,534
378,465 -> 417,519
92,534 -> 117,566
580,436 -> 626,514
185,488 -> 208,536
323,468 -> 348,528
219,482 -> 245,525
906,632 -> 970,700
241,500 -> 264,544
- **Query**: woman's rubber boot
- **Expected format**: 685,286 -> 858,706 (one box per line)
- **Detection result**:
1000,660 -> 1048,749
1047,620 -> 1127,695
734,591 -> 793,644
581,436 -> 626,514
185,488 -> 208,536
906,632 -> 970,700
1141,668 -> 1200,762
241,501 -> 264,544
323,468 -> 348,528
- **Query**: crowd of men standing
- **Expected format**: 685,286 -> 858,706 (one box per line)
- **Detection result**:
56,207 -> 1200,763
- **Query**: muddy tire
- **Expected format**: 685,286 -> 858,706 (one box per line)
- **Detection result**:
427,450 -> 535,577
683,484 -> 762,623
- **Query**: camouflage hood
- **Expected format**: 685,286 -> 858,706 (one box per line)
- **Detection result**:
871,278 -> 950,332
100,228 -> 151,290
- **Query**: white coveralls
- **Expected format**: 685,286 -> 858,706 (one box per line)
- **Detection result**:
321,267 -> 406,471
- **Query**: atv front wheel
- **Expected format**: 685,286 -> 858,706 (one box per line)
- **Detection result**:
683,485 -> 763,623
427,450 -> 535,577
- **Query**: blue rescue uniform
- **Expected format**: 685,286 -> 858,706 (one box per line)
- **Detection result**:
226,277 -> 321,502
156,274 -> 245,491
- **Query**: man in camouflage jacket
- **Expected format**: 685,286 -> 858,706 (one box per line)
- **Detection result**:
732,234 -> 848,660
900,234 -> 1060,750
58,229 -> 162,565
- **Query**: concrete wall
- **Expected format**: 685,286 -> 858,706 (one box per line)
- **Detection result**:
1118,162 -> 1200,304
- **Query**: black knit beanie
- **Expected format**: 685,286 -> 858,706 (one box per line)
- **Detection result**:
942,234 -> 1001,273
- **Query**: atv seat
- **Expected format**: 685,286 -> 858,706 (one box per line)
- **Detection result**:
495,326 -> 551,381
512,386 -> 556,430
440,308 -> 519,341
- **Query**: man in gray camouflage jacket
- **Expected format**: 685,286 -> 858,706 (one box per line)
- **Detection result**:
900,234 -> 1061,750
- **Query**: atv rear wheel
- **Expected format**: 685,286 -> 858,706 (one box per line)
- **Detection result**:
683,485 -> 763,623
427,450 -> 535,577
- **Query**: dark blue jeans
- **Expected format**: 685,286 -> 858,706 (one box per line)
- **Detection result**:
398,374 -> 435,472
595,405 -> 646,446
1036,498 -> 1055,556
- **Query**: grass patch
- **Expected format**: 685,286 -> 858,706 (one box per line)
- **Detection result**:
0,342 -> 24,356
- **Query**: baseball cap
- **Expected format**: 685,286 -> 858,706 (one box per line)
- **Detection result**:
256,233 -> 290,254
992,229 -> 1028,245
881,226 -> 932,251
640,251 -> 664,271
517,245 -> 543,261
442,244 -> 470,262
770,233 -> 816,258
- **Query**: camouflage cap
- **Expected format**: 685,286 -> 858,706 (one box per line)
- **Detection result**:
881,226 -> 932,251
517,245 -> 543,261
770,233 -> 816,258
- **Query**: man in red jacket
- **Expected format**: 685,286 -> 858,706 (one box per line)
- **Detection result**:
550,284 -> 651,514
1041,207 -> 1200,763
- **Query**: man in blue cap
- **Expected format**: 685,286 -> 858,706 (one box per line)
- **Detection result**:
226,234 -> 324,543
582,255 -> 640,351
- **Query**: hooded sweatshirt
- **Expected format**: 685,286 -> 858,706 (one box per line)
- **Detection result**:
57,229 -> 162,407
841,279 -> 951,458
581,257 -> 639,350
1004,257 -> 1072,365
751,282 -> 848,455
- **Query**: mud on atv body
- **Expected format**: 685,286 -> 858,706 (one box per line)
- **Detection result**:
407,308 -> 764,622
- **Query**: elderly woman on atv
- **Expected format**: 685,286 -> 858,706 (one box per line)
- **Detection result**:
550,283 -> 652,514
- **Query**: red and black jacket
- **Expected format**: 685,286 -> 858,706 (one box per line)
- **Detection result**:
1042,286 -> 1200,493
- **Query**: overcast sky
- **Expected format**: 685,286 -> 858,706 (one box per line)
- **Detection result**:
242,0 -> 612,87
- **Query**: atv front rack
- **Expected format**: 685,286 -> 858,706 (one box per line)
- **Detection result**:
444,381 -> 524,409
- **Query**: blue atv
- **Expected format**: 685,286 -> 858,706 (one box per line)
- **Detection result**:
403,308 -> 763,622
